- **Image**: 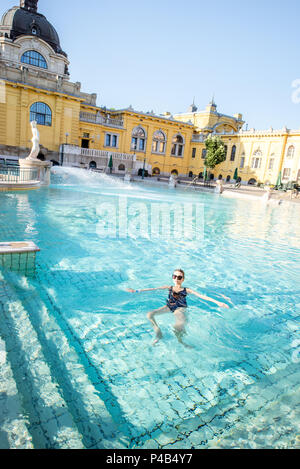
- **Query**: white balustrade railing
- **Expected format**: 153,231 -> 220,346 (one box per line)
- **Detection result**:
63,145 -> 136,161
0,165 -> 39,183
79,112 -> 124,128
191,134 -> 205,142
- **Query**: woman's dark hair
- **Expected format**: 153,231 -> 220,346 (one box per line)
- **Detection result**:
174,269 -> 185,279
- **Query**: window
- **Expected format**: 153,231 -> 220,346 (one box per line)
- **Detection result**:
201,149 -> 207,159
230,145 -> 236,161
81,139 -> 89,149
251,158 -> 261,169
21,50 -> 47,69
224,145 -> 228,159
286,146 -> 295,159
268,158 -> 275,170
83,132 -> 90,138
192,148 -> 196,158
153,167 -> 161,175
118,164 -> 125,171
240,156 -> 245,169
105,133 -> 118,148
152,130 -> 166,154
251,150 -> 262,169
283,168 -> 291,179
297,169 -> 300,181
131,127 -> 146,151
30,102 -> 52,126
171,134 -> 184,157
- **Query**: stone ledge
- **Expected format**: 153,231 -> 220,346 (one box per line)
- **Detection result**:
0,241 -> 40,255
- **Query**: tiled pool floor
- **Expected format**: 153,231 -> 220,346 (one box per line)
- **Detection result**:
0,265 -> 299,449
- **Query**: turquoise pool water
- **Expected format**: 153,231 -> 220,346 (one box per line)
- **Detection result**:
0,168 -> 299,449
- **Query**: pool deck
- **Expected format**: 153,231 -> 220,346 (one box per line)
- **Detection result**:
128,175 -> 300,205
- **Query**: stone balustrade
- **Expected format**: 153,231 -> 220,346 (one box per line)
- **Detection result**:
79,112 -> 124,128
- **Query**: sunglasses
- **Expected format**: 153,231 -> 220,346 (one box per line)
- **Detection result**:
173,274 -> 183,280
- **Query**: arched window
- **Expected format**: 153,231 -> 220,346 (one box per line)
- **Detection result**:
230,145 -> 236,161
251,150 -> 262,169
171,134 -> 184,157
189,171 -> 194,178
89,161 -> 97,169
224,145 -> 228,159
30,102 -> 52,126
21,50 -> 47,69
152,167 -> 161,175
118,164 -> 125,171
152,130 -> 166,154
171,169 -> 179,176
287,146 -> 295,159
131,127 -> 146,151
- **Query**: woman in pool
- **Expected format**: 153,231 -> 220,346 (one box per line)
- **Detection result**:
127,269 -> 229,345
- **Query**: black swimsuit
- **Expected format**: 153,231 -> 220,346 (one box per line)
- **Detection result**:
166,287 -> 188,312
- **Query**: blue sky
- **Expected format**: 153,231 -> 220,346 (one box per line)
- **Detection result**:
3,0 -> 300,129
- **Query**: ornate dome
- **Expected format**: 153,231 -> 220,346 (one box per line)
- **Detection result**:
0,1 -> 67,56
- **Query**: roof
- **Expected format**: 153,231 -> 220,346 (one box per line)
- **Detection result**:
0,4 -> 66,56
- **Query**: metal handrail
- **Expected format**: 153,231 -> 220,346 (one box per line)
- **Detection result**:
0,165 -> 39,183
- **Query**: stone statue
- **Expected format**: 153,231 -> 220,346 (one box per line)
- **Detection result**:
20,118 -> 52,186
26,121 -> 40,161
20,0 -> 39,13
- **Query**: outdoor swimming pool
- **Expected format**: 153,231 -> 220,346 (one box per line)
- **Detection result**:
0,168 -> 299,449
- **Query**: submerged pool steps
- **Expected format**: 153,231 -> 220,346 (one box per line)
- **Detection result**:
0,274 -> 84,449
0,337 -> 33,449
0,270 -> 129,449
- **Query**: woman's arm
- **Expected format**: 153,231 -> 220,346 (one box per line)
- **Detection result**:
126,286 -> 169,293
187,289 -> 229,308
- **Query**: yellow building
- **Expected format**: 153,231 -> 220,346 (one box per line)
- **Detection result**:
1,1 -> 300,186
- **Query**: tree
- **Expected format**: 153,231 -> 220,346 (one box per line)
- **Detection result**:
204,135 -> 226,170
108,155 -> 113,174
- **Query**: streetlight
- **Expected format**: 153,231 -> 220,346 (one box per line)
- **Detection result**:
142,156 -> 146,179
